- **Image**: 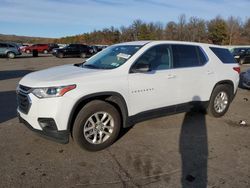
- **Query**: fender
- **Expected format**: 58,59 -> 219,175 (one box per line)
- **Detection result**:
67,92 -> 129,132
210,80 -> 235,101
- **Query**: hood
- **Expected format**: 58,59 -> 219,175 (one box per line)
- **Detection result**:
19,64 -> 106,87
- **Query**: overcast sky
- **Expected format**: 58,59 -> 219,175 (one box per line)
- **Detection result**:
0,0 -> 249,38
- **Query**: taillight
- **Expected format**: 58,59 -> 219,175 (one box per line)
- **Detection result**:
233,67 -> 240,74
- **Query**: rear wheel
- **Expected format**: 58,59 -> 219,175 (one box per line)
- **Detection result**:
7,52 -> 15,59
73,100 -> 121,151
207,85 -> 232,117
58,53 -> 64,58
80,53 -> 86,58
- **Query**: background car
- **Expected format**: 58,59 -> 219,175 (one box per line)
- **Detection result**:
95,45 -> 108,52
241,69 -> 250,89
231,47 -> 250,64
0,42 -> 21,58
48,43 -> 59,52
52,44 -> 93,58
23,44 -> 50,54
89,45 -> 98,54
19,44 -> 29,52
238,48 -> 250,65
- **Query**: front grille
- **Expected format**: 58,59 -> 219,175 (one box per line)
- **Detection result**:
19,85 -> 32,93
17,92 -> 31,114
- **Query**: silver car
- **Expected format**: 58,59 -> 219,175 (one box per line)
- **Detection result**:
242,69 -> 250,89
0,42 -> 21,58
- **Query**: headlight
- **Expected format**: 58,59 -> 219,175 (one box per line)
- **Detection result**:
32,85 -> 76,98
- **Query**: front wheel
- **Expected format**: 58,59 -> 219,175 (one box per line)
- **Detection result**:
80,53 -> 86,58
207,85 -> 232,117
72,100 -> 121,151
7,52 -> 15,59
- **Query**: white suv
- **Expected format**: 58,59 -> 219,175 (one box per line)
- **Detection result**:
17,41 -> 240,151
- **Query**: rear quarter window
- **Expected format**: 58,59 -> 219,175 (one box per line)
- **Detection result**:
210,47 -> 236,64
0,43 -> 8,48
8,44 -> 15,48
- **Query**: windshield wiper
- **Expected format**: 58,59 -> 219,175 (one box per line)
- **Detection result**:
74,61 -> 86,67
83,64 -> 100,69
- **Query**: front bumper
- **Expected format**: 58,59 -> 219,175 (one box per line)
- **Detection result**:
18,114 -> 69,144
52,52 -> 57,56
242,81 -> 250,89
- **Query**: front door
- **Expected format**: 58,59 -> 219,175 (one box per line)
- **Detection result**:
128,44 -> 180,116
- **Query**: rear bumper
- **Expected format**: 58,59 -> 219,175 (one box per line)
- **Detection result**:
18,113 -> 69,144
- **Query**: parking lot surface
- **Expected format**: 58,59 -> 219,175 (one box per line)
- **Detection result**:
0,54 -> 249,188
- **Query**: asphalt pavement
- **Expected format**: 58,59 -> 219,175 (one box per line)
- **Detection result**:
0,54 -> 249,188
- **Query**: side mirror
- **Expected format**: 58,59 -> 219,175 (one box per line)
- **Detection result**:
131,63 -> 151,73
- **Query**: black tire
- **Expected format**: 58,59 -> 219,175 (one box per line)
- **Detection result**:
80,53 -> 86,58
207,85 -> 232,117
239,72 -> 245,89
72,100 -> 121,151
58,53 -> 64,58
7,52 -> 15,59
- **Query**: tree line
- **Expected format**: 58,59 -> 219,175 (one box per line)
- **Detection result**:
55,15 -> 250,45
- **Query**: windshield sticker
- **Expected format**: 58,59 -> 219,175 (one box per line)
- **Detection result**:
117,53 -> 131,60
111,62 -> 119,67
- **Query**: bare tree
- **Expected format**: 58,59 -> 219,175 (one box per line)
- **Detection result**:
177,14 -> 187,41
227,16 -> 242,45
242,18 -> 250,44
165,21 -> 178,40
186,17 -> 206,42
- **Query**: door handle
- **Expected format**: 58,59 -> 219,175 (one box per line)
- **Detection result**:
207,70 -> 214,75
167,74 -> 176,79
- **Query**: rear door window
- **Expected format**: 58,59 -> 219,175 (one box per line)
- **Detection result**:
172,45 -> 207,68
210,47 -> 236,64
0,43 -> 8,48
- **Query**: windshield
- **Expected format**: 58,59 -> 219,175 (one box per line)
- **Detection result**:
82,45 -> 141,69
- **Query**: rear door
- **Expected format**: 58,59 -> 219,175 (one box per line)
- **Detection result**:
65,44 -> 76,56
8,44 -> 18,54
80,45 -> 87,54
70,44 -> 79,56
36,44 -> 42,52
170,44 -> 214,104
0,43 -> 8,54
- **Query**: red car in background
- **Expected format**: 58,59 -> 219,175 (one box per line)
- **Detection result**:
23,44 -> 50,54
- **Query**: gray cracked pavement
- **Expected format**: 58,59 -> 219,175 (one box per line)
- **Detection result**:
0,54 -> 249,188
